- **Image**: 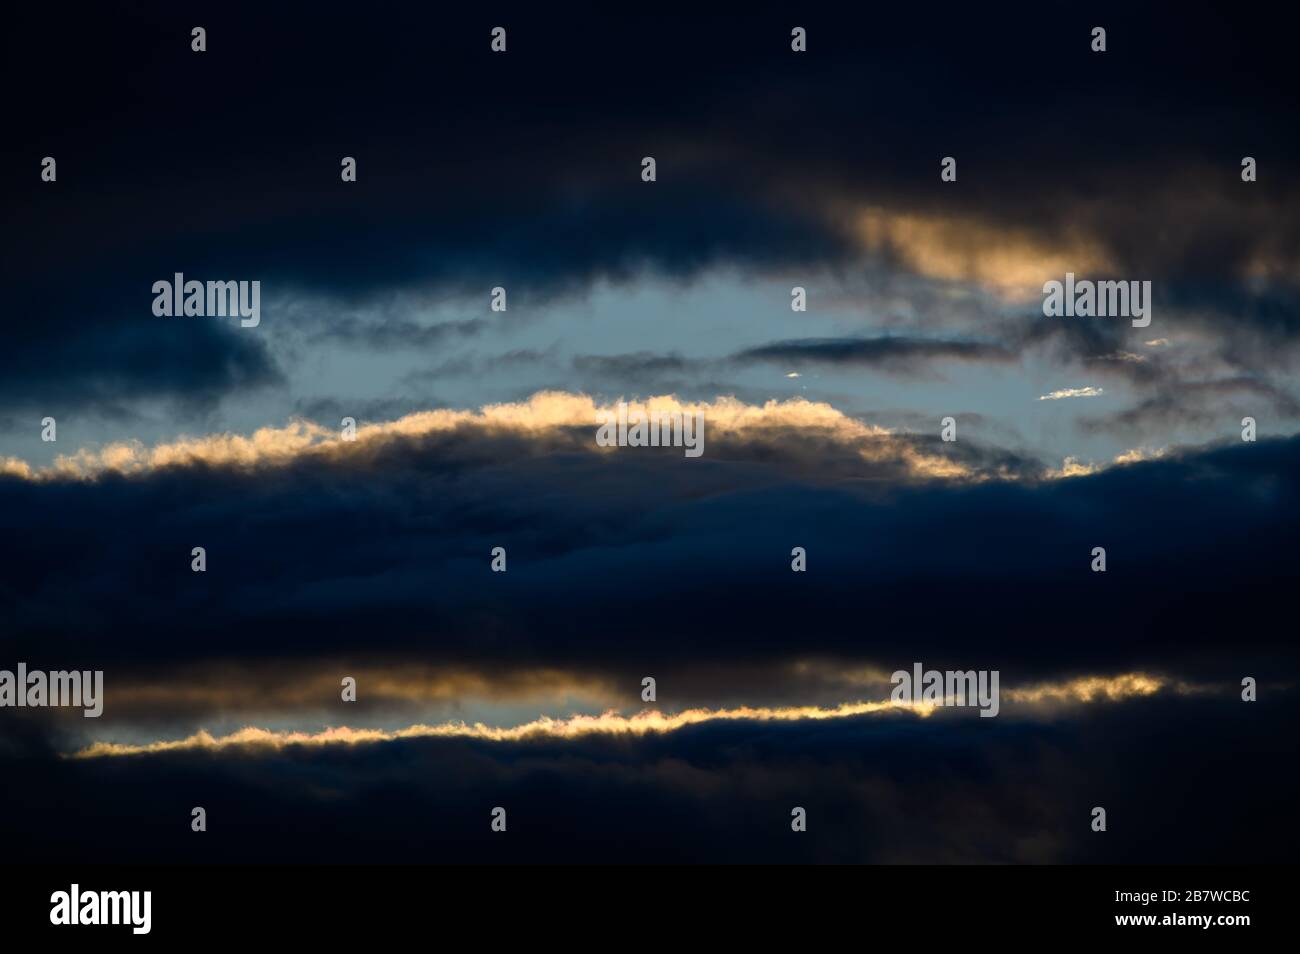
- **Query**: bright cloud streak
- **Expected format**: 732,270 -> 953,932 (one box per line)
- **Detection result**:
1039,386 -> 1104,401
70,671 -> 1197,760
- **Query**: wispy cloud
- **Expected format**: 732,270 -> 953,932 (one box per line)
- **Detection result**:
1039,386 -> 1104,401
71,671 -> 1200,760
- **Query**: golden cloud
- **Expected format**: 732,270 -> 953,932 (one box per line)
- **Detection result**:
70,670 -> 1212,760
8,391 -> 973,482
851,206 -> 1115,300
99,663 -> 619,715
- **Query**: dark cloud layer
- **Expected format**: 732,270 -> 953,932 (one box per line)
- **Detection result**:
2,423 -> 1296,696
734,336 -> 1013,372
3,692 -> 1294,863
4,2 -> 1297,409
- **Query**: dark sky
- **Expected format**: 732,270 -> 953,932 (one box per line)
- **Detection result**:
1,1 -> 1297,863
